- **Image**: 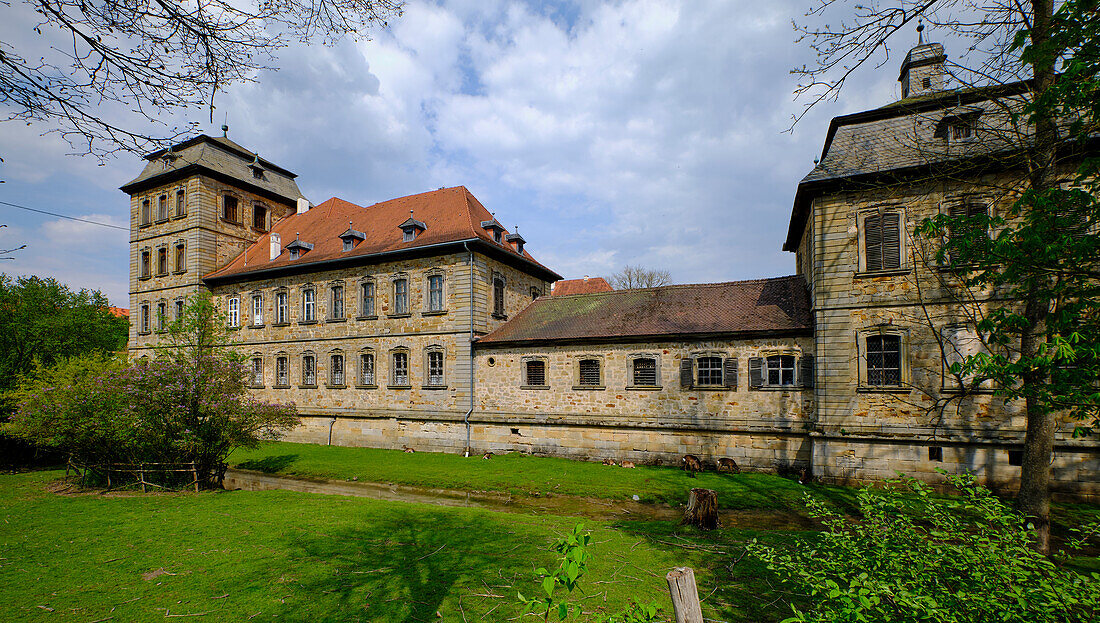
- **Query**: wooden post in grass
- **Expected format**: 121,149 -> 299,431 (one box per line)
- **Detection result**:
666,567 -> 703,623
191,461 -> 200,493
139,464 -> 147,493
681,488 -> 719,530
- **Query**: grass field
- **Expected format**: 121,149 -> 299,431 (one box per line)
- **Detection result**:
0,470 -> 802,623
231,441 -> 858,511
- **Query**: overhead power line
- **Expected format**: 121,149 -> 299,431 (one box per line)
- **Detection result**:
0,200 -> 129,231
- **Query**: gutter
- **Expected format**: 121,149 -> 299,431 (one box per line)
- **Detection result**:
463,241 -> 475,457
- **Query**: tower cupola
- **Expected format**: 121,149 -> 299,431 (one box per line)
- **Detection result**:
899,24 -> 947,99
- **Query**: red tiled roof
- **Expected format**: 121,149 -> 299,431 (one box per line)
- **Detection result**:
107,307 -> 130,318
205,186 -> 557,281
478,275 -> 812,345
552,277 -> 613,296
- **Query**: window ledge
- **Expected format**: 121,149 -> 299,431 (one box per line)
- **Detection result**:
173,214 -> 186,220
221,218 -> 243,227
271,322 -> 290,328
139,222 -> 151,228
326,384 -> 347,389
248,324 -> 265,329
272,384 -> 290,389
137,331 -> 151,336
521,385 -> 551,390
857,386 -> 911,394
691,385 -> 735,391
249,384 -> 266,390
139,275 -> 151,281
626,385 -> 663,391
354,384 -> 378,390
752,385 -> 801,391
421,310 -> 448,317
422,385 -> 448,390
854,269 -> 910,279
155,218 -> 169,225
298,384 -> 318,389
388,384 -> 412,390
491,313 -> 508,320
326,318 -> 347,324
356,315 -> 378,321
251,227 -> 269,234
298,320 -> 318,325
572,385 -> 605,390
387,313 -> 412,319
941,385 -> 996,394
172,270 -> 187,275
226,326 -> 241,332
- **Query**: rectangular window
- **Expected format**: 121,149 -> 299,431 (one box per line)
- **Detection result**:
276,292 -> 288,324
302,289 -> 315,322
766,355 -> 796,386
227,297 -> 240,327
252,357 -> 263,386
866,335 -> 902,386
330,285 -> 344,319
251,294 -> 263,325
343,238 -> 354,252
428,275 -> 444,311
578,359 -> 601,386
157,247 -> 168,275
330,354 -> 344,385
223,195 -> 239,223
174,243 -> 185,273
140,250 -> 151,279
361,282 -> 375,317
140,304 -> 150,333
942,325 -> 990,389
141,199 -> 151,225
392,352 -> 409,386
525,360 -> 546,386
633,358 -> 657,386
359,353 -> 375,386
158,194 -> 168,221
403,228 -> 415,242
302,355 -> 316,386
427,351 -> 444,386
252,204 -> 267,231
948,199 -> 988,263
175,189 -> 186,217
393,279 -> 408,315
276,357 -> 289,386
864,212 -> 902,271
156,302 -> 166,332
174,299 -> 184,321
697,356 -> 724,386
493,277 -> 505,317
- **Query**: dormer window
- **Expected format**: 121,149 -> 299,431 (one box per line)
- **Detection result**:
935,110 -> 981,144
249,155 -> 265,180
284,235 -> 313,260
480,218 -> 506,244
339,223 -> 366,252
398,213 -> 426,243
505,231 -> 526,255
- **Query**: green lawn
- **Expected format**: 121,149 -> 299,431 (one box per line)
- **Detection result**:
0,470 -> 800,623
230,441 -> 858,511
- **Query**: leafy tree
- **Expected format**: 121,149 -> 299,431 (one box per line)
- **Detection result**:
1,0 -> 402,158
3,293 -> 298,486
0,273 -> 128,398
747,474 -> 1100,623
794,0 -> 1099,552
607,265 -> 673,290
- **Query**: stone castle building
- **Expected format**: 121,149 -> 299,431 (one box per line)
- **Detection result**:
124,41 -> 1098,496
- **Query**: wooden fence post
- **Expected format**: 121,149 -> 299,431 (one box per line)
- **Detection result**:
192,462 -> 200,493
139,464 -> 147,493
666,567 -> 704,623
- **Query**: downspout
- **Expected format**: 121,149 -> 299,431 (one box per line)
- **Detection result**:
328,417 -> 337,446
463,241 -> 475,457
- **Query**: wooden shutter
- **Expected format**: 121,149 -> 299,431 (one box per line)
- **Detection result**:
864,214 -> 882,271
881,213 -> 901,269
800,355 -> 814,388
748,357 -> 763,388
723,358 -> 738,389
679,358 -> 693,389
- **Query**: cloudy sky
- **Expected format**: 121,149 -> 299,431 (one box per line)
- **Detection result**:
0,0 -> 911,307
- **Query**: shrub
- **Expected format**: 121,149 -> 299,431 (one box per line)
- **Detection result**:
746,474 -> 1100,623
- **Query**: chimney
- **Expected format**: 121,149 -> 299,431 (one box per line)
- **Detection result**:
296,197 -> 311,214
270,232 -> 281,260
899,31 -> 946,99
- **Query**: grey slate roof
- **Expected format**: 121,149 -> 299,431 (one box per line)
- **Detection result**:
120,135 -> 304,203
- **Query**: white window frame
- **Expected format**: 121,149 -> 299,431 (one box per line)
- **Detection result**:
302,287 -> 316,322
227,296 -> 240,327
275,291 -> 289,324
391,350 -> 410,387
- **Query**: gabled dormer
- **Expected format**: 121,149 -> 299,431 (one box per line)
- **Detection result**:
399,211 -> 427,242
481,217 -> 506,244
339,222 -> 366,252
249,155 -> 265,180
506,230 -> 526,255
285,234 -> 314,260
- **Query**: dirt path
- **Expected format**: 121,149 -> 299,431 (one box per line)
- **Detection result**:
223,468 -> 817,529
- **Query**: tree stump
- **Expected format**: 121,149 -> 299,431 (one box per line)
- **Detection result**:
665,567 -> 704,623
681,488 -> 719,530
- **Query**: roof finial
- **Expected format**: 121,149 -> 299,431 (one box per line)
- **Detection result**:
222,123 -> 229,137
917,20 -> 924,44
296,232 -> 300,240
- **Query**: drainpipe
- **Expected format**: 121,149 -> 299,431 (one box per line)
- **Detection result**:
463,241 -> 475,457
328,417 -> 337,446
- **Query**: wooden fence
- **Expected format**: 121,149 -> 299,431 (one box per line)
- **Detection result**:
68,460 -> 202,492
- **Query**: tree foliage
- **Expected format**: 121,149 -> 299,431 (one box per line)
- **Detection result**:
747,474 -> 1100,623
607,265 -> 672,290
0,273 -> 128,398
2,292 -> 298,486
1,0 -> 402,158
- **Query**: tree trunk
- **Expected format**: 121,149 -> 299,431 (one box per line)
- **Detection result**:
1015,0 -> 1058,555
681,488 -> 719,530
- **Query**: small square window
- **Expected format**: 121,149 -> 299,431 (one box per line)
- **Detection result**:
578,359 -> 601,386
633,358 -> 657,386
928,446 -> 943,462
1008,450 -> 1023,466
525,360 -> 546,386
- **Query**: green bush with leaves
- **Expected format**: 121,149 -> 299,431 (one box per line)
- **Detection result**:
747,474 -> 1100,623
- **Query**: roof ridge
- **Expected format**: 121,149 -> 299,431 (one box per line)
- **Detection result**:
548,275 -> 802,299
